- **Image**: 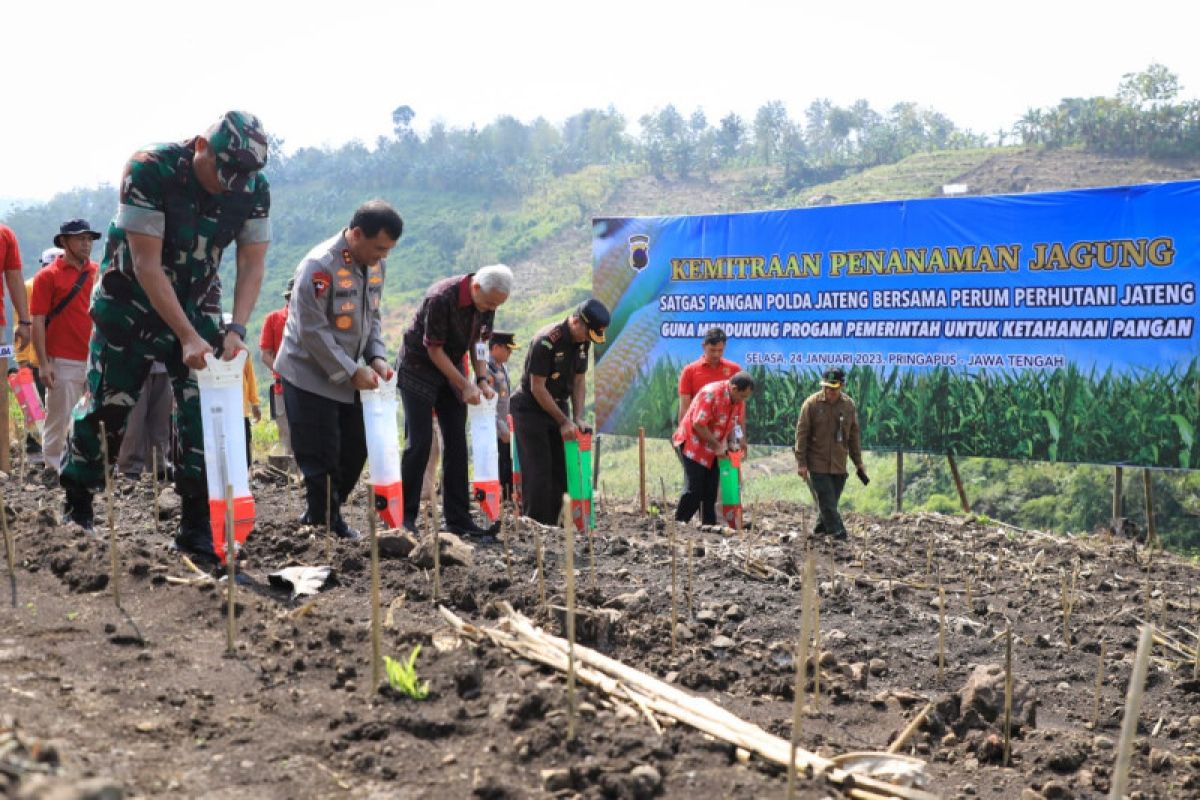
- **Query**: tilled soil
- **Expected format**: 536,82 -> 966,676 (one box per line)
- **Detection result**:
3,465 -> 1200,799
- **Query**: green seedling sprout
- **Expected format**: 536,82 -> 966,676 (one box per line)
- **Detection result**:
384,645 -> 430,700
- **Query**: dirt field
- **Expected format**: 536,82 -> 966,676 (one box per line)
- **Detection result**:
4,463 -> 1200,800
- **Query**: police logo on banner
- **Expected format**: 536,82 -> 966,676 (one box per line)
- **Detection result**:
628,234 -> 650,271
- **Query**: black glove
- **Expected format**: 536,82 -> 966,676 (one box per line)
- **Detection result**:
856,467 -> 870,485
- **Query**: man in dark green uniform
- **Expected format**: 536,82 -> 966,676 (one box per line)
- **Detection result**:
60,110 -> 270,565
509,299 -> 609,525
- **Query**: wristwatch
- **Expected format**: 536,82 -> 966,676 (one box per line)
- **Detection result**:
475,375 -> 488,386
225,322 -> 247,339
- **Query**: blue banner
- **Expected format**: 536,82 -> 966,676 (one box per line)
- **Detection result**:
593,181 -> 1200,468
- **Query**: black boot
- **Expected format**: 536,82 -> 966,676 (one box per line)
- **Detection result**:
174,495 -> 217,564
63,488 -> 94,532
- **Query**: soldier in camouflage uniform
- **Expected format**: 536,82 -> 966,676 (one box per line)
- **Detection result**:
60,110 -> 271,565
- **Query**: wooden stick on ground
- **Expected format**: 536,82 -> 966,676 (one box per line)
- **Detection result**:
439,603 -> 936,800
888,702 -> 934,754
1092,640 -> 1106,729
325,474 -> 333,563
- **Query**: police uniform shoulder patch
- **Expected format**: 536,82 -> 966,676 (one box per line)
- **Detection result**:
312,271 -> 332,299
539,339 -> 554,350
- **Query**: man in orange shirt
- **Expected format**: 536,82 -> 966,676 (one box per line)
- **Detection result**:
16,248 -> 60,460
258,280 -> 292,455
31,220 -> 100,473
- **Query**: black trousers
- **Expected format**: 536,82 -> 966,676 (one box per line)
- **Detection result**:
498,436 -> 514,501
512,408 -> 566,525
811,472 -> 848,535
675,452 -> 720,525
400,382 -> 471,528
282,379 -> 366,526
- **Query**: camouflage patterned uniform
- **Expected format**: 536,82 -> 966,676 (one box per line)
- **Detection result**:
60,111 -> 270,527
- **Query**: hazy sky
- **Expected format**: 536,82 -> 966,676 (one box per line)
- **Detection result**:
4,0 -> 1198,201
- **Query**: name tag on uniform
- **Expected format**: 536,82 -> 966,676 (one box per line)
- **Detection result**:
474,341 -> 487,361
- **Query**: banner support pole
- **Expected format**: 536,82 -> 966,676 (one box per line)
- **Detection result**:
894,452 -> 904,514
947,453 -> 971,514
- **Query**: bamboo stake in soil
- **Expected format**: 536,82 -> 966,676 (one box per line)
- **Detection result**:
1112,624 -> 1155,799
788,549 -> 818,800
1003,622 -> 1013,767
368,489 -> 382,692
501,503 -> 514,585
325,475 -> 333,563
813,591 -> 822,711
1092,640 -> 1106,729
534,513 -> 546,610
151,447 -> 160,535
938,578 -> 947,685
686,538 -> 695,621
659,478 -> 677,654
560,495 -> 577,741
1194,617 -> 1200,681
894,451 -> 904,513
426,499 -> 441,604
638,427 -> 647,515
224,481 -> 237,654
99,422 -> 121,608
2,487 -> 16,607
16,417 -> 25,485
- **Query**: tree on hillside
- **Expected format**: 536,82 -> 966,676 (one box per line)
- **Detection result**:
754,100 -> 788,166
716,113 -> 746,162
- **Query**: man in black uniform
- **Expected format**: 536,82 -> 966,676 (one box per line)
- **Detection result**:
510,298 -> 609,525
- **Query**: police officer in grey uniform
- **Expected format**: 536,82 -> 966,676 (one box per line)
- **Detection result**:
509,299 -> 609,525
274,200 -> 401,540
487,331 -> 518,500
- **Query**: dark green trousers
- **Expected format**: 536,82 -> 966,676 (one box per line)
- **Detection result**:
811,472 -> 848,536
61,305 -> 220,508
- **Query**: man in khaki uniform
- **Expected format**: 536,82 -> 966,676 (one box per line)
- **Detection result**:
794,367 -> 868,539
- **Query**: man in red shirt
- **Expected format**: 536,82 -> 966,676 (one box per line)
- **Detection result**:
259,279 -> 292,456
672,372 -> 755,525
31,220 -> 100,473
678,326 -> 745,429
1,223 -> 33,472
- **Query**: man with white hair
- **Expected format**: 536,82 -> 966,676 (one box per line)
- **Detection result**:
395,264 -> 512,539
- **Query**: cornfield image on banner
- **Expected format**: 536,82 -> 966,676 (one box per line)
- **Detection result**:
593,181 -> 1200,469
